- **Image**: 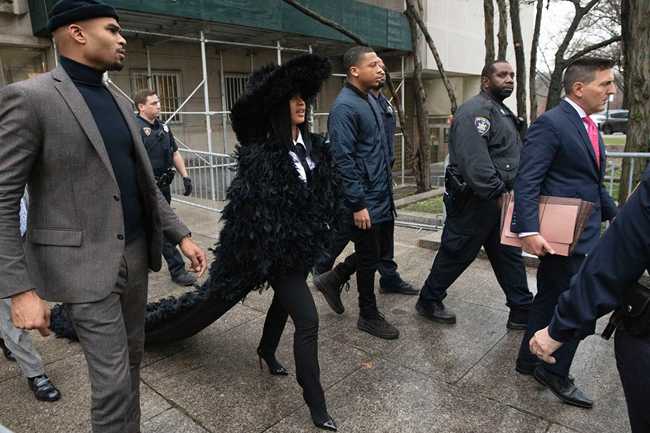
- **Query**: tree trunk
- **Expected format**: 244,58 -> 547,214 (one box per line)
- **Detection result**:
508,0 -> 527,129
496,0 -> 508,59
405,0 -> 458,114
405,0 -> 431,192
529,0 -> 544,122
484,0 -> 495,65
617,0 -> 650,204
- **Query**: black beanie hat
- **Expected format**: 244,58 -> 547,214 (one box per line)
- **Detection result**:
47,0 -> 119,33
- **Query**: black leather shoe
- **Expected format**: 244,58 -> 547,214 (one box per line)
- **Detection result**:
309,404 -> 338,431
256,348 -> 288,376
313,269 -> 347,314
415,299 -> 456,324
28,375 -> 61,402
506,308 -> 530,330
0,338 -> 16,362
533,366 -> 593,409
357,312 -> 399,340
380,279 -> 419,295
172,271 -> 197,286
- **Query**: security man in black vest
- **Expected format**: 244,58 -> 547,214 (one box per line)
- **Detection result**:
530,166 -> 650,433
415,60 -> 533,328
135,89 -> 195,286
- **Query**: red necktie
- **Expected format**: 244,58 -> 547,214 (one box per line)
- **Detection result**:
582,116 -> 600,167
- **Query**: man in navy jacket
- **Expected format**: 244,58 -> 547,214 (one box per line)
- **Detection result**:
319,46 -> 400,340
512,57 -> 618,408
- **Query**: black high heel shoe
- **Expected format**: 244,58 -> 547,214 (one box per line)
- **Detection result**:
309,405 -> 338,431
256,348 -> 288,376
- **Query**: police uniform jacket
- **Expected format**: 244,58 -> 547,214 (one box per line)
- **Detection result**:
136,115 -> 177,177
449,90 -> 521,200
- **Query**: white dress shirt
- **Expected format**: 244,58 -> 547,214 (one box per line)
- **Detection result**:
289,130 -> 315,183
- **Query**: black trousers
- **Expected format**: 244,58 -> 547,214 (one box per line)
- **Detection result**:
419,194 -> 532,308
258,273 -> 325,409
159,185 -> 186,278
517,254 -> 584,378
314,219 -> 401,286
615,329 -> 650,433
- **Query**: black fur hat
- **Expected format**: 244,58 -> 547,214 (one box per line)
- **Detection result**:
230,54 -> 331,144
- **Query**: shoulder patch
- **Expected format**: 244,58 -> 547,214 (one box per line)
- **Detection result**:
163,124 -> 169,133
142,127 -> 151,136
474,117 -> 491,136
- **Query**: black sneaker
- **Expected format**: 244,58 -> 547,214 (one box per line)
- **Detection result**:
507,307 -> 530,330
28,375 -> 61,402
357,312 -> 399,340
313,269 -> 347,314
0,338 -> 15,362
415,299 -> 457,324
380,279 -> 419,295
172,271 -> 197,286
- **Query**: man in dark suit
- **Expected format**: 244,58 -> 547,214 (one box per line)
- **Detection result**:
0,1 -> 207,432
530,166 -> 650,433
511,57 -> 618,408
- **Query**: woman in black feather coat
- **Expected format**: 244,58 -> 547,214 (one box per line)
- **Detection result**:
220,54 -> 340,431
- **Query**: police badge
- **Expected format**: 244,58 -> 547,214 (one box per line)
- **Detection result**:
143,127 -> 152,136
474,117 -> 491,136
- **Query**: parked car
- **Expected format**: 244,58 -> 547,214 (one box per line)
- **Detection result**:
595,109 -> 628,135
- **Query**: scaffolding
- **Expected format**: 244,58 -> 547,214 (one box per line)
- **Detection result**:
96,27 -> 407,209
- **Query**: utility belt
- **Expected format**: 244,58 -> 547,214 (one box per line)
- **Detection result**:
602,281 -> 650,339
154,167 -> 176,188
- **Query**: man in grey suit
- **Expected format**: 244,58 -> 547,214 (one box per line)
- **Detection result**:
0,1 -> 207,432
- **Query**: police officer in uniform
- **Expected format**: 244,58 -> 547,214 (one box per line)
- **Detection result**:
530,166 -> 650,432
415,60 -> 533,327
135,89 -> 195,286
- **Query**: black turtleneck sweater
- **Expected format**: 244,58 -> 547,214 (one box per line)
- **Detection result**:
60,57 -> 145,243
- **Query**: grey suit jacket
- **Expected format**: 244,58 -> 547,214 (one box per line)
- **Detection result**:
0,66 -> 190,303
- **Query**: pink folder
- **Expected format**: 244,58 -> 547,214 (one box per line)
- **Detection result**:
500,193 -> 593,256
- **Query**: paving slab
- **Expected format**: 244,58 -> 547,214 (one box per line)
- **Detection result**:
265,359 -> 549,433
142,408 -> 209,433
456,325 -> 630,433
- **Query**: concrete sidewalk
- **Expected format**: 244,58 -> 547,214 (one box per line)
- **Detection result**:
0,202 -> 629,433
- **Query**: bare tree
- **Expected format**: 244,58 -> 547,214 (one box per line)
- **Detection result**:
405,0 -> 458,114
508,0 -> 528,127
529,0 -> 545,121
617,0 -> 650,203
484,0 -> 496,64
544,0 -> 622,110
496,0 -> 509,59
404,0 -> 431,191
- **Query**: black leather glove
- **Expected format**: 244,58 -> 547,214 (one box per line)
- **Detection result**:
182,177 -> 192,196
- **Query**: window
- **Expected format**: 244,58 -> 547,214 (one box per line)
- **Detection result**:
224,73 -> 249,111
0,46 -> 47,87
130,70 -> 183,123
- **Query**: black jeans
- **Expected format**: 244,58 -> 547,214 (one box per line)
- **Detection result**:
258,273 -> 325,409
419,194 -> 532,309
160,186 -> 186,278
615,328 -> 650,433
314,219 -> 401,286
517,254 -> 584,378
347,221 -> 394,318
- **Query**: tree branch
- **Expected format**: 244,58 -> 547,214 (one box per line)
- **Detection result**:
404,0 -> 458,113
565,35 -> 622,64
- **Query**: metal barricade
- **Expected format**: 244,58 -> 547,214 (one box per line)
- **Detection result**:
169,149 -> 236,212
604,152 -> 650,201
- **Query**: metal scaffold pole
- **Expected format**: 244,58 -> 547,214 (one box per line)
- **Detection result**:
200,31 -> 217,201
